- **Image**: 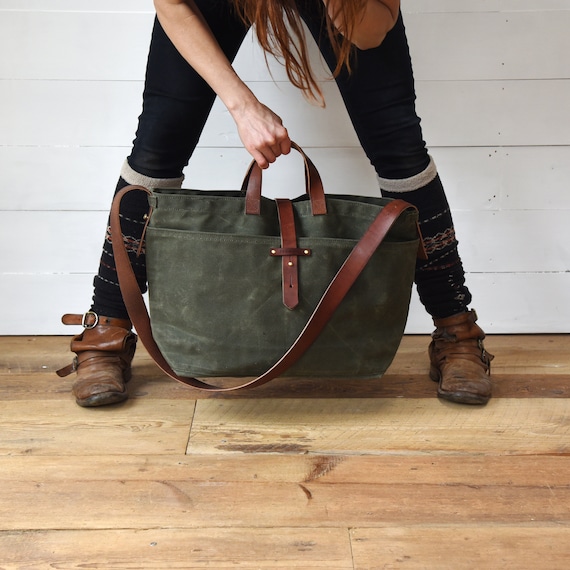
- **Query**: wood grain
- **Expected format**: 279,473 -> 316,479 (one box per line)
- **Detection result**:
0,528 -> 353,570
351,527 -> 570,570
0,335 -> 569,568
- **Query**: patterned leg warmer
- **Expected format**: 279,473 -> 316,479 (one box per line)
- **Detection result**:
90,160 -> 184,319
378,158 -> 472,319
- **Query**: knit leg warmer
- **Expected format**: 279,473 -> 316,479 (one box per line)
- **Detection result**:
90,160 -> 184,319
378,158 -> 472,319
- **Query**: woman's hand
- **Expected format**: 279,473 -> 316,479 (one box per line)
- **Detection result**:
230,97 -> 291,169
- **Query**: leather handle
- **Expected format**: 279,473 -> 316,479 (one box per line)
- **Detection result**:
110,185 -> 416,392
243,142 -> 327,216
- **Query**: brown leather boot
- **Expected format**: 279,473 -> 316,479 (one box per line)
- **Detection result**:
429,309 -> 494,405
57,312 -> 137,407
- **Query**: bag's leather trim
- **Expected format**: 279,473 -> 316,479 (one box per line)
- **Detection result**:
276,198 -> 300,310
270,248 -> 311,257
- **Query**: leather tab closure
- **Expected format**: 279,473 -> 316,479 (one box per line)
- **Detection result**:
56,360 -> 76,378
270,247 -> 311,258
274,199 -> 306,310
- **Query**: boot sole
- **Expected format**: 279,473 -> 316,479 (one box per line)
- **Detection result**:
437,389 -> 490,406
76,391 -> 128,408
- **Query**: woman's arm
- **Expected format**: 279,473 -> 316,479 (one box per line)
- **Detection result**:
153,0 -> 290,168
324,0 -> 400,50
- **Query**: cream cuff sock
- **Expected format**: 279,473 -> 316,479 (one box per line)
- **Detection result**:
121,160 -> 185,189
376,156 -> 437,193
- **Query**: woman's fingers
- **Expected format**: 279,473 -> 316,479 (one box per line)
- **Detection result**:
250,134 -> 291,169
279,138 -> 292,156
232,99 -> 292,168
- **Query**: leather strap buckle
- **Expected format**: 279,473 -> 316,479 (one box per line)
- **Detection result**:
82,311 -> 99,329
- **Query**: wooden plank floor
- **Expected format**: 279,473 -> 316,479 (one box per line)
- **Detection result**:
1,334 -> 569,569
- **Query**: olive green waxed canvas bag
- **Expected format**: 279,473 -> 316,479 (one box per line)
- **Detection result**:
111,144 -> 423,391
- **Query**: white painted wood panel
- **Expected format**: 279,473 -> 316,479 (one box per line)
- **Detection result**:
0,79 -> 142,147
405,0 -> 570,12
0,212 -> 107,274
407,272 -> 570,334
1,274 -> 97,336
0,146 -> 130,210
405,11 -> 570,81
1,0 -> 570,334
0,12 -> 153,80
0,0 -> 155,12
415,80 -> 570,147
5,78 -> 569,148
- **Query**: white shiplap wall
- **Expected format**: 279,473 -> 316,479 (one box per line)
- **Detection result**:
1,0 -> 569,334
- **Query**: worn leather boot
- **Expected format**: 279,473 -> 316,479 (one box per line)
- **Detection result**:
57,312 -> 137,407
429,309 -> 494,405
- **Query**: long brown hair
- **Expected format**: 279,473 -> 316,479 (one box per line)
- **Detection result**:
231,0 -> 366,105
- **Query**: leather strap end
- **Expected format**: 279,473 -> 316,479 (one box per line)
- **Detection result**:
56,362 -> 75,377
282,257 -> 300,310
61,314 -> 83,326
416,222 -> 428,260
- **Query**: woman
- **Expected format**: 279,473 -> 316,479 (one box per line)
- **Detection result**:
58,0 -> 493,406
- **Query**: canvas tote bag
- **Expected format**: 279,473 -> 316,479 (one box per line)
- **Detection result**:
111,144 -> 424,391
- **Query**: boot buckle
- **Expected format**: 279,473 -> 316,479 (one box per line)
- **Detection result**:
81,311 -> 99,329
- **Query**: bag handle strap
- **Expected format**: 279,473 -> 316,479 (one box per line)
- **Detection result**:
111,186 -> 415,392
242,142 -> 327,216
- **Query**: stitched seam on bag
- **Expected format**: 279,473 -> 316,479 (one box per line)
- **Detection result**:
147,230 -> 419,250
148,228 -> 347,243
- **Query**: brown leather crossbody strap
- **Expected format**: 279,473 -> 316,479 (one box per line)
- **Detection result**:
110,185 -> 415,392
